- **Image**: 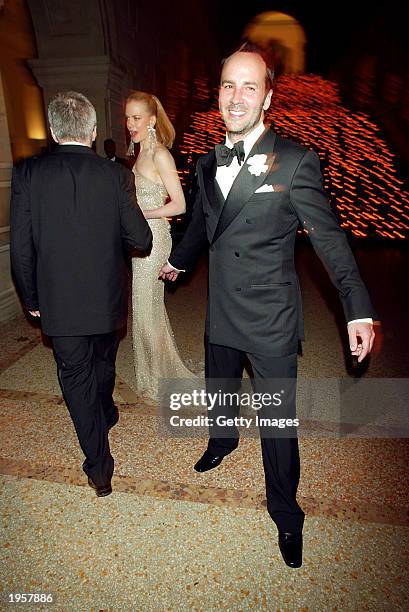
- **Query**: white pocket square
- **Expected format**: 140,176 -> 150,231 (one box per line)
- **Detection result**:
255,184 -> 275,193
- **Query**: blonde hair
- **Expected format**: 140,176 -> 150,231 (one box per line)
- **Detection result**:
126,91 -> 175,148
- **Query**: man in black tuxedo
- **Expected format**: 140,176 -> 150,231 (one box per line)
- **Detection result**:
11,91 -> 152,497
104,138 -> 129,168
160,44 -> 377,567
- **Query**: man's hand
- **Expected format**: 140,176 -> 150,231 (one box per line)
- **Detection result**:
348,321 -> 375,362
159,263 -> 180,282
29,310 -> 40,318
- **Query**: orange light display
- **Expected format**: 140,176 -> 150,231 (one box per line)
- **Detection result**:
179,75 -> 409,239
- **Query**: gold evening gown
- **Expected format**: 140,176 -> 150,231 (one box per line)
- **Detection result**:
132,168 -> 195,400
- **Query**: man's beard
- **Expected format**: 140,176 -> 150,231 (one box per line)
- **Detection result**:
223,107 -> 263,137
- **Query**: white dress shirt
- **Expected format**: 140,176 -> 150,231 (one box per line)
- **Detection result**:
216,121 -> 265,199
168,123 -> 372,326
60,141 -> 90,146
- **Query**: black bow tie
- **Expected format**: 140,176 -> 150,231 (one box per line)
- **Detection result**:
215,141 -> 245,167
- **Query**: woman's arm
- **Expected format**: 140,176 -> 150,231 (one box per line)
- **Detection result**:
144,147 -> 186,219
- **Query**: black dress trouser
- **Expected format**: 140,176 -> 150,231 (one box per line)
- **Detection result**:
51,330 -> 120,487
205,340 -> 305,533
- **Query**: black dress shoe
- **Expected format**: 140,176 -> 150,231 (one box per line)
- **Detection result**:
278,531 -> 303,568
194,450 -> 224,472
87,476 -> 112,497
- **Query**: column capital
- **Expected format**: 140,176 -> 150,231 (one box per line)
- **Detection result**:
28,55 -> 121,92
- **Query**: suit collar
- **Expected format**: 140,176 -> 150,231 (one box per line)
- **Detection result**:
54,144 -> 96,155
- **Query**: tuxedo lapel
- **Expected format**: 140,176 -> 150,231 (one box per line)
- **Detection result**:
212,128 -> 276,244
201,151 -> 225,215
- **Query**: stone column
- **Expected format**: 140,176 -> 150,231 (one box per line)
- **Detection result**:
0,70 -> 20,322
28,56 -> 128,156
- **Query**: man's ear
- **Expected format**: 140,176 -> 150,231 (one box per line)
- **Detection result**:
92,125 -> 97,142
263,89 -> 273,111
50,128 -> 58,143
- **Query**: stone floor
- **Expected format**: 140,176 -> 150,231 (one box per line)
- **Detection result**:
1,243 -> 408,611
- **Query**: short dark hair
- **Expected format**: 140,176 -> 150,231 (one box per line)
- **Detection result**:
104,138 -> 115,146
221,41 -> 275,91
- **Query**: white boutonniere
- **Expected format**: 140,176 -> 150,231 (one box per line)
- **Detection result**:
246,154 -> 269,176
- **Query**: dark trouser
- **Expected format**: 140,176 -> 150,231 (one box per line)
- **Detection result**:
205,340 -> 304,533
51,331 -> 120,487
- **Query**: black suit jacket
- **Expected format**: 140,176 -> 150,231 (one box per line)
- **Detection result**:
10,145 -> 152,336
170,128 -> 377,356
111,156 -> 130,169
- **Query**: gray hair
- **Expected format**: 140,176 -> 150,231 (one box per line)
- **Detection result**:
48,91 -> 96,143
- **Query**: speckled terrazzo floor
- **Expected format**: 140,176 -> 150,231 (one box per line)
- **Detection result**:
2,476 -> 408,611
1,244 -> 408,610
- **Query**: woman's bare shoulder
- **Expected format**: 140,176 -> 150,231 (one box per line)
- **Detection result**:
153,144 -> 175,169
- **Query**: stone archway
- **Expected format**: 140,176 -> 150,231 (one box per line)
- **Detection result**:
243,12 -> 306,75
26,0 -> 131,157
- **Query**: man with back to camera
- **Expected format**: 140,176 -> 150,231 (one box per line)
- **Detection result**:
160,43 -> 377,568
10,91 -> 152,497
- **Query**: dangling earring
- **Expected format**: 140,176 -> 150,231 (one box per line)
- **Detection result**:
127,139 -> 135,156
147,124 -> 157,153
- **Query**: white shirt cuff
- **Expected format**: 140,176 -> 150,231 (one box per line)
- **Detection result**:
167,260 -> 185,273
347,318 -> 373,325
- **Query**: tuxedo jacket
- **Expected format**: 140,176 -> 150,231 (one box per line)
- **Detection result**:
112,156 -> 130,169
10,145 -> 152,336
169,128 -> 377,356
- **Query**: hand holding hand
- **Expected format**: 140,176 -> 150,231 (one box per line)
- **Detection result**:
348,321 -> 375,362
159,263 -> 180,282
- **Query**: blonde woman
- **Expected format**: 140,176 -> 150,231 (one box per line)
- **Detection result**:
125,91 -> 194,399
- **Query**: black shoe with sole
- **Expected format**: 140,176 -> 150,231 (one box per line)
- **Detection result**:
194,450 -> 224,472
278,531 -> 303,568
87,476 -> 112,497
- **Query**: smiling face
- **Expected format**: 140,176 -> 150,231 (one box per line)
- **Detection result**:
219,52 -> 273,143
125,99 -> 155,145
